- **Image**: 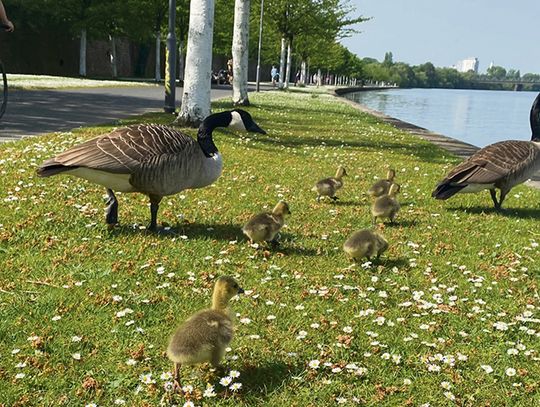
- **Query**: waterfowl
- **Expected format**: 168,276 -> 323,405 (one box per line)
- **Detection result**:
432,93 -> 540,209
343,229 -> 388,262
242,201 -> 291,246
312,166 -> 347,202
36,110 -> 266,230
166,276 -> 244,388
371,183 -> 400,224
368,169 -> 396,197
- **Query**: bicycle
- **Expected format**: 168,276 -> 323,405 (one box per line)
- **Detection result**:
0,24 -> 9,120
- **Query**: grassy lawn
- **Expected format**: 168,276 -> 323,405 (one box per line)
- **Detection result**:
1,91 -> 540,406
7,74 -> 159,90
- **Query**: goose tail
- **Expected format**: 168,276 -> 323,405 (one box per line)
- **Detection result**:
431,182 -> 465,200
37,160 -> 76,177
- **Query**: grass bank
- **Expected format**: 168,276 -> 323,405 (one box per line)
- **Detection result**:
1,92 -> 540,406
7,74 -> 159,90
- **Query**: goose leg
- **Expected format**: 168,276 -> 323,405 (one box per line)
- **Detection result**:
173,362 -> 181,391
497,189 -> 508,210
148,194 -> 162,231
105,189 -> 118,226
489,189 -> 499,209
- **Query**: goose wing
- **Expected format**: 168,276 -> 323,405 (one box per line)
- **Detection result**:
439,140 -> 537,185
42,124 -> 196,174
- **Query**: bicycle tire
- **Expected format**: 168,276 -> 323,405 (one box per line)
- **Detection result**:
0,60 -> 7,120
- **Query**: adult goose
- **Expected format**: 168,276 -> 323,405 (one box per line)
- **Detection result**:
37,109 -> 266,229
432,93 -> 540,209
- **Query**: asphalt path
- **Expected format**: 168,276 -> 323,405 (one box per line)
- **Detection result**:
0,84 -> 251,142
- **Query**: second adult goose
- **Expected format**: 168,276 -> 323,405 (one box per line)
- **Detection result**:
37,109 -> 266,229
432,93 -> 540,209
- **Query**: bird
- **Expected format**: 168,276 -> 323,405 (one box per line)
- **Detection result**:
372,183 -> 400,224
36,109 -> 266,230
242,201 -> 291,247
432,93 -> 540,210
166,276 -> 244,388
312,166 -> 347,202
343,229 -> 388,262
368,168 -> 396,197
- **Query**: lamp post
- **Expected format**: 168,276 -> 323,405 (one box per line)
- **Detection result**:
164,0 -> 177,113
255,0 -> 264,92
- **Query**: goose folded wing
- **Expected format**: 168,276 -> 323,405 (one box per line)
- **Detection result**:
444,141 -> 537,185
50,124 -> 195,174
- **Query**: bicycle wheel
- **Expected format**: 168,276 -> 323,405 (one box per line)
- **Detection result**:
0,60 -> 7,120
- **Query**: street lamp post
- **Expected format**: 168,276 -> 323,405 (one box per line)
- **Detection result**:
164,0 -> 177,113
255,0 -> 264,92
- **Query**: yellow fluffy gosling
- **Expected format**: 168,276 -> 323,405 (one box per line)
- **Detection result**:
242,201 -> 291,247
368,169 -> 396,197
371,183 -> 400,224
312,166 -> 347,202
166,276 -> 244,388
343,229 -> 388,262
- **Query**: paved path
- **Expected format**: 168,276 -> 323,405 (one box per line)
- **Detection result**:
0,84 -> 268,142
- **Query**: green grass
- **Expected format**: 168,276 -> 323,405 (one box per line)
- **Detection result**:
1,92 -> 540,406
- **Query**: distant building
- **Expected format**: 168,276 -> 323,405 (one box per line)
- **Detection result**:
455,57 -> 479,73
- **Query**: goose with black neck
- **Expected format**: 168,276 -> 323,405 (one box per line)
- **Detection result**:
37,109 -> 266,230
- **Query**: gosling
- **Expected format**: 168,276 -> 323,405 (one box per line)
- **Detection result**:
242,201 -> 291,246
371,183 -> 400,224
368,169 -> 396,197
166,276 -> 244,388
312,166 -> 347,202
343,229 -> 388,262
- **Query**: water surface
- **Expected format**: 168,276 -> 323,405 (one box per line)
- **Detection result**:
344,88 -> 538,148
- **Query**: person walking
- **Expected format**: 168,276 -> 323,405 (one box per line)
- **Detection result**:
271,65 -> 278,87
0,1 -> 14,32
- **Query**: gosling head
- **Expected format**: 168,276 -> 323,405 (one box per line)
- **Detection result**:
336,166 -> 347,178
386,169 -> 396,181
389,183 -> 400,196
229,109 -> 267,134
212,276 -> 244,309
273,201 -> 291,216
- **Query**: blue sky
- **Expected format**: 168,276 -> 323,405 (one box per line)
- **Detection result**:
343,0 -> 540,74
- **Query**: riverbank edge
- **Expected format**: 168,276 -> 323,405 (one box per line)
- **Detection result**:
335,89 -> 540,189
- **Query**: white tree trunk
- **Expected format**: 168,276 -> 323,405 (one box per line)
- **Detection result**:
110,35 -> 118,78
284,41 -> 292,89
178,0 -> 215,126
300,60 -> 306,86
178,40 -> 185,81
155,32 -> 161,81
231,0 -> 250,105
79,28 -> 87,77
278,37 -> 286,89
317,68 -> 322,87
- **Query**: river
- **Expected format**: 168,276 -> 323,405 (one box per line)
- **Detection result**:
343,88 -> 539,148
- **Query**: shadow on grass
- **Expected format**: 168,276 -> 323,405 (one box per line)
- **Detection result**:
238,361 -> 303,395
374,219 -> 419,228
107,222 -> 245,241
447,206 -> 540,219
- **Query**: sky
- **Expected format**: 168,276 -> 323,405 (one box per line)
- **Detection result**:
343,0 -> 540,74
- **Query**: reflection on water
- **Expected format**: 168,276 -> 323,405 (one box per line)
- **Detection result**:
345,89 -> 538,148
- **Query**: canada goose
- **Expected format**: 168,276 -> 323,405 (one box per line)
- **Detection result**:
242,201 -> 291,246
432,93 -> 540,209
312,166 -> 347,202
372,183 -> 400,224
368,169 -> 396,197
36,110 -> 266,230
343,229 -> 388,262
166,276 -> 244,388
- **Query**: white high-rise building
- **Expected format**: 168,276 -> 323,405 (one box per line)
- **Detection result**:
455,57 -> 479,73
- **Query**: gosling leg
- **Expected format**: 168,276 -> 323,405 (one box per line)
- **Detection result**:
173,362 -> 181,391
148,194 -> 163,231
105,189 -> 118,226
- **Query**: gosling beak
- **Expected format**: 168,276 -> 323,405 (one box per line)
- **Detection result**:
237,287 -> 245,294
248,122 -> 267,135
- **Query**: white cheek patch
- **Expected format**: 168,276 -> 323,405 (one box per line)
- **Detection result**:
229,111 -> 246,131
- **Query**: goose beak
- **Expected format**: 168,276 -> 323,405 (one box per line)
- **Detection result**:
237,287 -> 245,294
248,122 -> 267,135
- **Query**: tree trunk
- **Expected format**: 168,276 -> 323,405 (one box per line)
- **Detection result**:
178,40 -> 185,81
300,60 -> 306,86
317,68 -> 321,87
284,40 -> 292,89
231,0 -> 250,106
155,32 -> 161,81
278,37 -> 286,89
79,28 -> 87,77
177,0 -> 215,126
109,35 -> 118,78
